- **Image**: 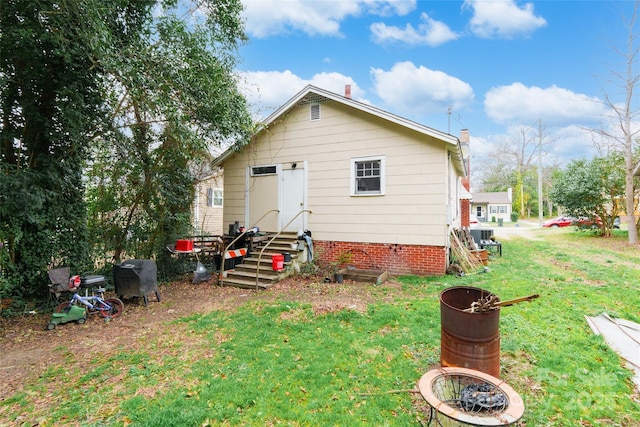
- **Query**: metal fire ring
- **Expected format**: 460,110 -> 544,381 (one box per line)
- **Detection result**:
418,367 -> 525,426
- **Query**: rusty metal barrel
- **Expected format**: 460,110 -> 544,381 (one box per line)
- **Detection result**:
440,286 -> 501,378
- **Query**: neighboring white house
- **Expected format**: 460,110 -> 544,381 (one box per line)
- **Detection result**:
192,172 -> 224,235
213,85 -> 469,275
471,189 -> 513,223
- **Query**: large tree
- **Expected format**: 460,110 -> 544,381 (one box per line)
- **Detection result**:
1,0 -> 108,301
477,125 -> 545,218
549,155 -> 626,236
1,0 -> 253,303
86,0 -> 253,268
595,1 -> 640,243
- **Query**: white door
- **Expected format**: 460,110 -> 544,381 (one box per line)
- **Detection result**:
281,166 -> 305,232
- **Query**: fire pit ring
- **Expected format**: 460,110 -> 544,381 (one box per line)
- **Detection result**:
418,367 -> 524,426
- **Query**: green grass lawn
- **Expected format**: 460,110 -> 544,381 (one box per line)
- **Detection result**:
2,228 -> 640,426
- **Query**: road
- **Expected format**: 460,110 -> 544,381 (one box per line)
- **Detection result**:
475,220 -> 541,241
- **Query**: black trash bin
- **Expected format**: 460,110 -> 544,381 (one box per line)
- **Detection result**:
113,259 -> 161,307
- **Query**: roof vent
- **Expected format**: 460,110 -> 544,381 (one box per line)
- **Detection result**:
310,104 -> 320,121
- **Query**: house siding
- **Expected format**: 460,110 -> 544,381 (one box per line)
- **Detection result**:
472,190 -> 513,224
194,175 -> 224,235
221,91 -> 464,275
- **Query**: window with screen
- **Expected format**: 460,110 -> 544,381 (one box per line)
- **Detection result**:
351,156 -> 385,195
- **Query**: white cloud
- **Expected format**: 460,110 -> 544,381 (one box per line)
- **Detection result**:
551,125 -> 598,161
238,70 -> 307,113
361,0 -> 417,16
467,134 -> 493,161
470,125 -> 598,175
238,70 -> 365,119
484,83 -> 607,126
371,61 -> 474,115
370,12 -> 459,46
242,0 -> 416,38
463,0 -> 547,39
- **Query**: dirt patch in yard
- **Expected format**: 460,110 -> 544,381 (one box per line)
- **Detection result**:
0,276 -> 400,401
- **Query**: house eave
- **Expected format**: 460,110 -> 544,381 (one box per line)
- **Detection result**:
213,85 -> 464,171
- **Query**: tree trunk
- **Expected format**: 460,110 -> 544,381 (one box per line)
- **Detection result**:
624,4 -> 639,244
625,149 -> 638,243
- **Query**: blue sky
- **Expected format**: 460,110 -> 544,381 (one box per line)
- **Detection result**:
235,1 -> 635,172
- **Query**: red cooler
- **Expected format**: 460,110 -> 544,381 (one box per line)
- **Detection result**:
272,254 -> 284,271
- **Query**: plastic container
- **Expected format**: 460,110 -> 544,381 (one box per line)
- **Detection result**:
176,239 -> 194,251
272,254 -> 284,271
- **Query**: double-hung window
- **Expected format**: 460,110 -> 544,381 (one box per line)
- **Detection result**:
206,188 -> 213,207
206,188 -> 223,207
351,156 -> 385,196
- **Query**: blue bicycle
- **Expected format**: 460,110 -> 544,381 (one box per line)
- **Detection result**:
54,280 -> 124,321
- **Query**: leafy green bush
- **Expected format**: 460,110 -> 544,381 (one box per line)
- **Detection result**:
511,211 -> 519,222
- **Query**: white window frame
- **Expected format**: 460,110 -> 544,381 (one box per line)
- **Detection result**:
350,156 -> 385,196
213,189 -> 223,206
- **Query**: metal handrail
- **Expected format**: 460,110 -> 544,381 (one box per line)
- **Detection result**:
218,209 -> 279,285
255,209 -> 312,290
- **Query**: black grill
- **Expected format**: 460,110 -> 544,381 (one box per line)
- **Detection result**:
113,259 -> 161,306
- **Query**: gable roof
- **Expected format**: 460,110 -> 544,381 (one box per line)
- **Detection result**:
214,85 -> 466,174
472,192 -> 511,204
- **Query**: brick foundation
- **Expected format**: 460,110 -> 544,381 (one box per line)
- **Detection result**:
314,240 -> 447,276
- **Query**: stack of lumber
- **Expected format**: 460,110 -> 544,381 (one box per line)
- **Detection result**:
450,229 -> 485,274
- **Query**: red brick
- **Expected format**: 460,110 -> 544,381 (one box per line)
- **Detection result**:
314,240 -> 446,276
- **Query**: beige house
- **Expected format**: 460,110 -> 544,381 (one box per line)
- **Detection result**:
471,189 -> 513,224
193,173 -> 224,235
213,85 -> 468,275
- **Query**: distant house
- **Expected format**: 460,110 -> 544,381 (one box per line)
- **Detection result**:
471,189 -> 513,223
213,85 -> 469,275
192,172 -> 224,235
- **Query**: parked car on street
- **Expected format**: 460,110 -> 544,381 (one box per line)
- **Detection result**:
543,216 -> 602,228
542,216 -> 576,227
574,216 -> 602,229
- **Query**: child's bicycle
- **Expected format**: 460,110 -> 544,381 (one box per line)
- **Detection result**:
49,276 -> 124,329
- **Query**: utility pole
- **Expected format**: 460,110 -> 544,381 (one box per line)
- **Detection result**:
538,119 -> 543,228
